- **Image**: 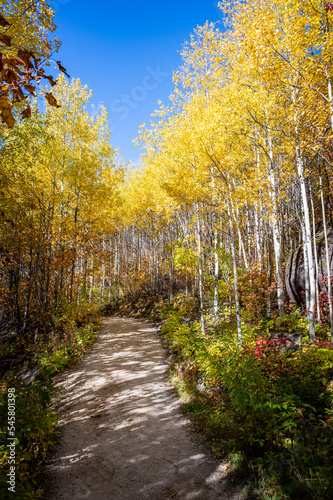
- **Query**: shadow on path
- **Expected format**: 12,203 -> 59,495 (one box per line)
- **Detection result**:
45,317 -> 243,500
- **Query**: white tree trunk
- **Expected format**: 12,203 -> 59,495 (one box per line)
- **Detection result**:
327,76 -> 333,133
233,203 -> 248,269
196,205 -> 205,336
292,90 -> 316,340
266,235 -> 272,319
99,238 -> 105,304
214,228 -> 219,318
227,202 -> 242,344
295,145 -> 316,340
267,141 -> 285,317
320,177 -> 333,340
301,219 -> 310,316
310,193 -> 321,322
89,264 -> 93,302
114,236 -> 120,305
169,253 -> 173,301
254,205 -> 262,266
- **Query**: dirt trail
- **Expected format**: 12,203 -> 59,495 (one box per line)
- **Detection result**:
45,317 -> 245,500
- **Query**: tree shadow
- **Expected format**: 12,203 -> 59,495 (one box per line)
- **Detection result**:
44,318 -> 242,500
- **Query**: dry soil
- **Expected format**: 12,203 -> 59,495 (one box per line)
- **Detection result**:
44,317 -> 245,500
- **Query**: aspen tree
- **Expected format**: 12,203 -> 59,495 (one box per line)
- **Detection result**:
320,176 -> 333,339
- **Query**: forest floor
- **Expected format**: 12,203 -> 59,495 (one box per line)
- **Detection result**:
43,317 -> 247,500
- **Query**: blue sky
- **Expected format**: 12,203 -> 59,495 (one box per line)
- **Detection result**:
52,0 -> 223,163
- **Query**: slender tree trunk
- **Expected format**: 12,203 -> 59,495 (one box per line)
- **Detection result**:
196,205 -> 205,336
327,74 -> 333,132
227,202 -> 242,344
296,151 -> 316,340
23,248 -> 33,333
310,192 -> 321,322
293,91 -> 316,340
254,205 -> 262,266
233,202 -> 248,269
267,140 -> 285,317
115,238 -> 120,306
108,238 -> 113,304
320,176 -> 333,340
301,219 -> 310,316
100,238 -> 106,305
168,252 -> 173,301
266,234 -> 272,319
213,227 -> 219,318
89,258 -> 94,302
156,246 -> 160,293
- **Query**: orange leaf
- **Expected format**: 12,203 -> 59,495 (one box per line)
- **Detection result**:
56,61 -> 70,78
45,74 -> 57,87
22,82 -> 35,94
21,105 -> 31,119
45,92 -> 60,108
0,33 -> 11,47
0,15 -> 9,27
1,108 -> 15,127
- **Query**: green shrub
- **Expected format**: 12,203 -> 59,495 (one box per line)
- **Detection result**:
0,379 -> 59,499
36,323 -> 98,376
162,307 -> 333,499
0,301 -> 101,499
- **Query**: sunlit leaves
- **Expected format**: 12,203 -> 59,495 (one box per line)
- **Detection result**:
0,1 -> 67,127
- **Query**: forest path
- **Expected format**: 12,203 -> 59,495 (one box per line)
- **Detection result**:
45,317 -> 244,500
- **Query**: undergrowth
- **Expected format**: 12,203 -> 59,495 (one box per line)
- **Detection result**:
0,301 -> 101,499
157,296 -> 333,499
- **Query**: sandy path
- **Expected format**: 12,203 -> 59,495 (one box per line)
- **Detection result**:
45,317 -> 244,500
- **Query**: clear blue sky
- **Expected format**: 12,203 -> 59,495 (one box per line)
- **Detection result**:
52,0 -> 223,163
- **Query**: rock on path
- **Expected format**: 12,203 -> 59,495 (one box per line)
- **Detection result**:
45,317 -> 244,500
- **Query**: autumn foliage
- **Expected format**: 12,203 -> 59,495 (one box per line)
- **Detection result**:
0,1 -> 68,127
